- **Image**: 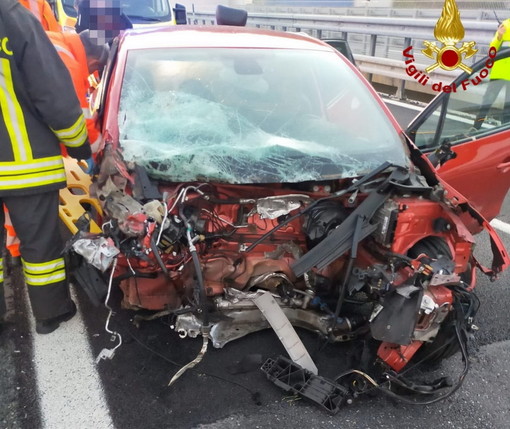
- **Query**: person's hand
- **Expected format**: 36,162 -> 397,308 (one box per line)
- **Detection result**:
497,23 -> 506,40
82,157 -> 95,175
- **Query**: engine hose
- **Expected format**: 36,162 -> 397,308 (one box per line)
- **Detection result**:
150,234 -> 169,278
179,204 -> 209,326
202,194 -> 255,205
333,256 -> 354,324
191,249 -> 209,326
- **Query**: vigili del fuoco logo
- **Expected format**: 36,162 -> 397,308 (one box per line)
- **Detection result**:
402,0 -> 496,93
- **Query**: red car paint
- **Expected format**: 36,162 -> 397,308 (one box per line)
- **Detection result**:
81,25 -> 510,405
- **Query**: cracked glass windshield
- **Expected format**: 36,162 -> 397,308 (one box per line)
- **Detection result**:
118,47 -> 409,183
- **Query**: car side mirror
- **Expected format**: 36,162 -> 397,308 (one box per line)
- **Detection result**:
215,5 -> 248,26
174,3 -> 187,25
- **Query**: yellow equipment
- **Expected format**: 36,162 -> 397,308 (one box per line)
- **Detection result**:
59,157 -> 102,234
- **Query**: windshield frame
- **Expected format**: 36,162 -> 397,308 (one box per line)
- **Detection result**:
104,32 -> 410,184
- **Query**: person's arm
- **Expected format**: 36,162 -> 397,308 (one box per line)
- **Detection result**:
7,2 -> 91,160
490,20 -> 510,50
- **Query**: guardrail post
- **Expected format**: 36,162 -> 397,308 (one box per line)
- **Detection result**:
367,34 -> 377,83
397,37 -> 412,99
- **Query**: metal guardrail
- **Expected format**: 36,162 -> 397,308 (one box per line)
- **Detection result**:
187,11 -> 498,43
354,54 -> 460,98
244,6 -> 502,21
186,10 -> 497,99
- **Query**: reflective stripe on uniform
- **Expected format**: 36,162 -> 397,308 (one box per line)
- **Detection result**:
25,271 -> 66,286
53,44 -> 76,62
82,107 -> 92,119
0,169 -> 66,191
0,260 -> 3,283
52,114 -> 88,147
0,156 -> 63,175
23,257 -> 66,287
0,58 -> 33,161
0,155 -> 66,190
90,133 -> 103,153
23,258 -> 65,273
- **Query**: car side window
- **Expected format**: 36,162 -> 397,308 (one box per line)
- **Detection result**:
413,56 -> 510,151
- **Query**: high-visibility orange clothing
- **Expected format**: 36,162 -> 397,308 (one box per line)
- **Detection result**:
47,31 -> 103,154
4,207 -> 20,258
19,0 -> 61,32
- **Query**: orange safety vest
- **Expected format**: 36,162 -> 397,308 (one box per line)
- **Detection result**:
47,31 -> 102,154
19,0 -> 62,32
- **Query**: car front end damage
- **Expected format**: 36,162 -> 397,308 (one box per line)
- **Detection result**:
66,143 -> 508,412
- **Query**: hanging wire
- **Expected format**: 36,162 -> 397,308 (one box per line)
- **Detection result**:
96,257 -> 123,362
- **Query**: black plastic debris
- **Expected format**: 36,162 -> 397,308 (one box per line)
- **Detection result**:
261,356 -> 350,414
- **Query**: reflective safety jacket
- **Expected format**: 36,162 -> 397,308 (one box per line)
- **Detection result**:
47,31 -> 103,154
19,0 -> 61,32
0,0 -> 91,197
490,18 -> 510,81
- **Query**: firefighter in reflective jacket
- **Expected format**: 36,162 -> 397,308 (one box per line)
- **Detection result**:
19,0 -> 61,31
0,0 -> 91,334
474,19 -> 510,129
2,0 -> 61,262
3,30 -> 107,263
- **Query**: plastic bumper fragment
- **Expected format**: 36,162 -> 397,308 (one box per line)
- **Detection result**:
261,356 -> 350,414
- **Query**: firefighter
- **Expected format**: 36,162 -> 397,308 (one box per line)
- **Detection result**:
19,0 -> 61,31
3,30 -> 106,263
2,0 -> 61,263
474,19 -> 510,129
0,0 -> 91,334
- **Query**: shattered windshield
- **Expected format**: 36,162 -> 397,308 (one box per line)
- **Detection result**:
118,47 -> 409,183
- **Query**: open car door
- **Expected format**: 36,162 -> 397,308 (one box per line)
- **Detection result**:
406,49 -> 510,222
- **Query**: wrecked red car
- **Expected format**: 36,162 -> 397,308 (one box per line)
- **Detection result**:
61,25 -> 510,412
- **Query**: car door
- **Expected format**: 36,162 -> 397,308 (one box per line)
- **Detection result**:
406,48 -> 510,222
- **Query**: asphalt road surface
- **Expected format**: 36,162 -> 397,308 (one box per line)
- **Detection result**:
1,101 -> 510,429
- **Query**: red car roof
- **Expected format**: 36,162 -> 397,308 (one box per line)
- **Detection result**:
119,25 -> 335,51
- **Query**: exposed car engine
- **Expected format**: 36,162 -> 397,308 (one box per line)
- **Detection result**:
67,146 -> 503,412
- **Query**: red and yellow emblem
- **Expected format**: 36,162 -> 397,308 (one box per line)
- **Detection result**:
422,0 -> 477,73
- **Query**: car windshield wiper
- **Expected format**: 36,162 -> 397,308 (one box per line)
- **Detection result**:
127,15 -> 164,22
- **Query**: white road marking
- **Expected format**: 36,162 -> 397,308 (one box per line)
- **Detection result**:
490,218 -> 510,235
25,286 -> 114,429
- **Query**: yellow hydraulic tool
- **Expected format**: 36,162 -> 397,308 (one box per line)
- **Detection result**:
59,157 -> 103,234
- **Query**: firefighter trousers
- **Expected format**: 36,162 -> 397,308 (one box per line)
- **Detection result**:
0,191 -> 74,322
